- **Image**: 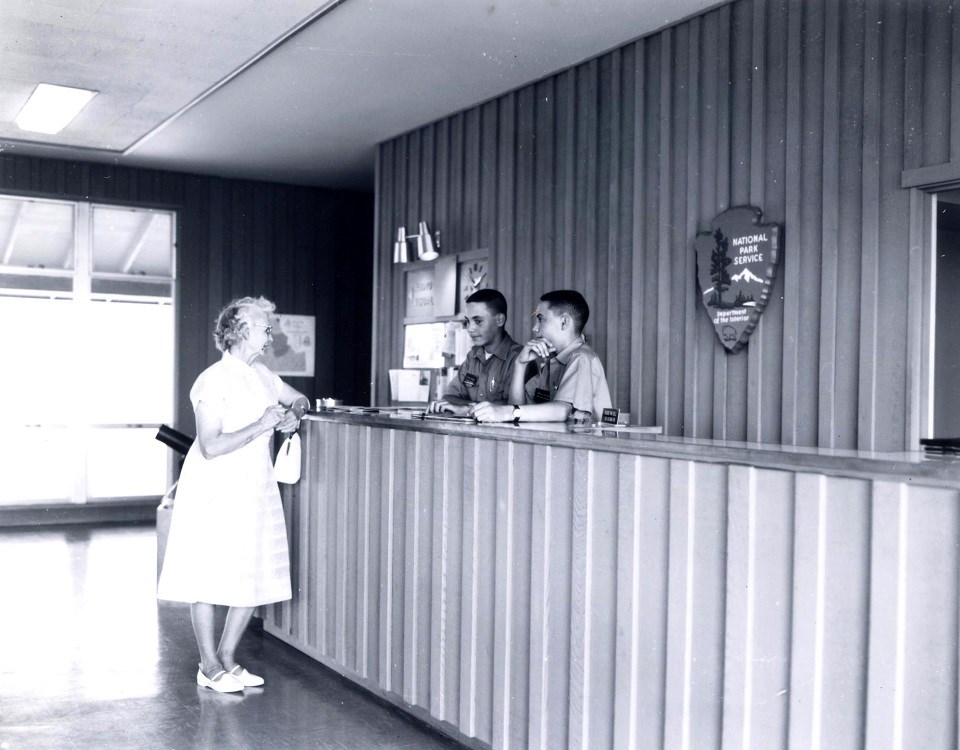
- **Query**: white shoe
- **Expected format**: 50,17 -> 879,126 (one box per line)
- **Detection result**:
197,665 -> 244,693
229,665 -> 265,687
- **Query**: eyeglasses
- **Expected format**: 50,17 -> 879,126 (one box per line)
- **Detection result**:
251,324 -> 273,334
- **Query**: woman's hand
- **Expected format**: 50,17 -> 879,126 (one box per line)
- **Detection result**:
258,404 -> 287,431
275,409 -> 300,434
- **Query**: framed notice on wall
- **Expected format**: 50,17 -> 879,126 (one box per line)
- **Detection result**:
261,314 -> 315,376
404,257 -> 456,320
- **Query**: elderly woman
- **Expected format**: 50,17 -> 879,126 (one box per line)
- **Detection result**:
157,296 -> 309,693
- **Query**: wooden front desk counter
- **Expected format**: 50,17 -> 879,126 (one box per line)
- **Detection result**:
265,413 -> 960,749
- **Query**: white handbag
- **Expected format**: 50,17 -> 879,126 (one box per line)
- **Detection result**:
274,433 -> 302,484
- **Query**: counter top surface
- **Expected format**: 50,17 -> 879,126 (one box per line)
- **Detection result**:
303,410 -> 960,489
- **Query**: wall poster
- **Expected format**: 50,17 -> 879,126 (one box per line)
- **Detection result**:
262,314 -> 315,376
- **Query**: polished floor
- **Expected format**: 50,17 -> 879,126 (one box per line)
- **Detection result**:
0,524 -> 461,749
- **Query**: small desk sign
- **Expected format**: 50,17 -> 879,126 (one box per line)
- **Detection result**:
601,408 -> 620,426
694,205 -> 780,353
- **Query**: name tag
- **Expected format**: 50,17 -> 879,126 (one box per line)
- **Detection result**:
533,388 -> 551,404
463,373 -> 479,387
601,408 -> 620,425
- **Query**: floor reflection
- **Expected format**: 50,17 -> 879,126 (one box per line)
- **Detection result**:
0,525 -> 460,749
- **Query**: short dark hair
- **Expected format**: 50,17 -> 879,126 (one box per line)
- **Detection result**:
466,288 -> 508,318
540,290 -> 589,333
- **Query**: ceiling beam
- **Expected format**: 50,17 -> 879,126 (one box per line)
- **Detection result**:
2,202 -> 24,265
121,214 -> 157,274
123,0 -> 345,155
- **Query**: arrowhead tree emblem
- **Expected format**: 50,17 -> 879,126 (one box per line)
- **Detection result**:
694,206 -> 780,353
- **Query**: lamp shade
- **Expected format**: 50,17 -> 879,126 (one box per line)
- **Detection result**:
417,221 -> 438,261
393,226 -> 408,263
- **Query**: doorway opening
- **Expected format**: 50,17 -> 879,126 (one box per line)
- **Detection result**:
933,190 -> 960,438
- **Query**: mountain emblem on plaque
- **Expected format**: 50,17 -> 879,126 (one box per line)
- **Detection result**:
694,206 -> 780,353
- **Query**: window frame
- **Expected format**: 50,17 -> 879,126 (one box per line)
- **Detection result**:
0,193 -> 178,505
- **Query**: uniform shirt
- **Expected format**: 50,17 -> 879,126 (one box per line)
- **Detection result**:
523,336 -> 612,422
443,332 -> 523,404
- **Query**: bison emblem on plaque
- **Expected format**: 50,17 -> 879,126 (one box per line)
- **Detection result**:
694,206 -> 780,353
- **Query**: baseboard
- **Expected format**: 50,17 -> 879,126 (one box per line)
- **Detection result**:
0,498 -> 160,528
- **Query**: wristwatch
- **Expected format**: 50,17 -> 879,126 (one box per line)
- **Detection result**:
512,405 -> 521,425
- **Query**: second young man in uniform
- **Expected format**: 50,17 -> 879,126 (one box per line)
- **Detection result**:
472,289 -> 612,424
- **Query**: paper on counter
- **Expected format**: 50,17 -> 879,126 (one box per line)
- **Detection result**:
389,368 -> 430,402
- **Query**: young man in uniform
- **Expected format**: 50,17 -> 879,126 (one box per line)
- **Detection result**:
428,288 -> 523,416
472,289 -> 611,424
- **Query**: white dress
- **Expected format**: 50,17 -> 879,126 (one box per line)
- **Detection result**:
157,352 -> 292,607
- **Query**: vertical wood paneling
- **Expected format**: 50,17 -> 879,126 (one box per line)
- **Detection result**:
558,69 -> 576,292
448,116 -> 465,262
780,0 -> 804,446
726,0 -> 753,441
435,119 -> 451,266
378,428 -> 402,691
612,455 -> 670,749
722,466 -> 794,749
430,434 -> 463,723
583,451 -> 619,747
458,437 -> 482,739
864,480 -> 908,747
295,423 -> 311,644
464,108 -> 481,253
271,419 -> 960,750
458,437 -> 498,743
479,102 -> 498,252
402,432 -> 431,705
527,444 -> 574,750
341,426 -> 360,669
683,18 -> 704,440
663,469 -> 694,750
515,88 -> 535,315
655,31 -> 676,437
875,0 -> 911,452
789,475 -> 872,747
629,39 -> 650,429
818,0 -> 841,448
712,3 -> 734,440
901,487 -> 960,748
359,426 -> 382,677
566,449 -> 592,749
535,79 -> 556,301
576,61 -> 599,327
492,441 -> 532,749
496,94 -> 516,315
372,0 -> 957,452
304,422 -> 320,651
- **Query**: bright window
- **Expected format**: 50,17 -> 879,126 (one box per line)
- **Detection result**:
0,195 -> 176,505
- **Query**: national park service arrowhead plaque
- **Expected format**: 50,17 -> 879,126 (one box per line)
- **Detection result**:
694,206 -> 780,353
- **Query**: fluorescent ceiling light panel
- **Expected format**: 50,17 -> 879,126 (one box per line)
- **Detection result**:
15,84 -> 98,135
